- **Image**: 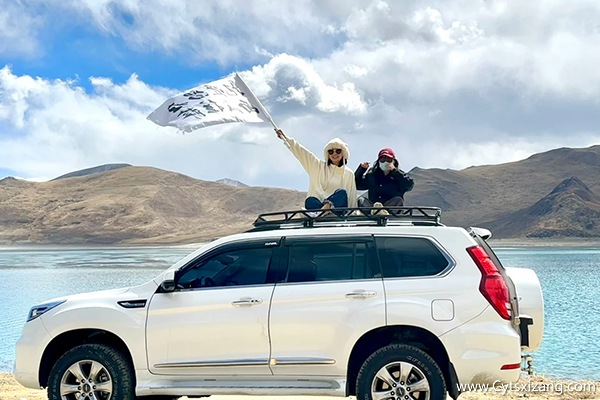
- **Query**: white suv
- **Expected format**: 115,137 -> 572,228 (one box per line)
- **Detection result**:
14,207 -> 544,400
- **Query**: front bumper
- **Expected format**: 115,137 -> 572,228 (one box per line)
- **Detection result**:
14,317 -> 53,389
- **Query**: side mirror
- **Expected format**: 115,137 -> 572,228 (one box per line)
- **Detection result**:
160,270 -> 176,293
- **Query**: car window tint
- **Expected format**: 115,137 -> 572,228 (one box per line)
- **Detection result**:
286,242 -> 374,283
375,237 -> 448,278
178,247 -> 272,289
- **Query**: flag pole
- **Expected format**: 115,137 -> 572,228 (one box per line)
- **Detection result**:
234,73 -> 279,131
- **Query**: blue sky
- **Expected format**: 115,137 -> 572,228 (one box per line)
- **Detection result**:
1,0 -> 600,190
2,6 -> 231,92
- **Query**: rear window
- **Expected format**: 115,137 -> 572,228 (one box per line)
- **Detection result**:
375,237 -> 449,278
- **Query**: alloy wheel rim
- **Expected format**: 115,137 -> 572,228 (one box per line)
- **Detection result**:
60,359 -> 113,400
371,360 -> 430,400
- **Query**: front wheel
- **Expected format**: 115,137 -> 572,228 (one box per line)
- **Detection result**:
356,344 -> 446,400
47,343 -> 135,400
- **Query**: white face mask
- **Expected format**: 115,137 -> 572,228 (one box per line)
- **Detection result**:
379,161 -> 389,170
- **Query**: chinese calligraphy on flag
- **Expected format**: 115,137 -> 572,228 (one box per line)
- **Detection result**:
147,74 -> 270,133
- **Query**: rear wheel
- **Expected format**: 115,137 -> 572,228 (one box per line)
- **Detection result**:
356,344 -> 446,400
47,343 -> 134,400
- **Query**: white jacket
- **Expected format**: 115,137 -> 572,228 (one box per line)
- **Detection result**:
283,136 -> 357,208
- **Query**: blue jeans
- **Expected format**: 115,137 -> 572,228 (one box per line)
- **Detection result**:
305,189 -> 348,210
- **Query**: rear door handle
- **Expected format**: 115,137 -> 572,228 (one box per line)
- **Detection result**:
345,290 -> 377,299
232,298 -> 263,307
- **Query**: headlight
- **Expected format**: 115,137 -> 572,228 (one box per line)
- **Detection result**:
27,300 -> 66,322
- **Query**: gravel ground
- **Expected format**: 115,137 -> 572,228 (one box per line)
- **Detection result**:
2,373 -> 599,400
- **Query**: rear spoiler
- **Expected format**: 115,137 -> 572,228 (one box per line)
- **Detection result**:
468,227 -> 492,240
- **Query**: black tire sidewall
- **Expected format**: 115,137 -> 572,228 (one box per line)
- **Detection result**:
47,343 -> 135,400
356,344 -> 446,400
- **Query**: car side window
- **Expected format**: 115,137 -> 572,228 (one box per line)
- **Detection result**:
286,242 -> 375,283
375,237 -> 449,278
177,247 -> 273,289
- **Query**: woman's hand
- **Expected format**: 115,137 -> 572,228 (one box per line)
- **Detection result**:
384,162 -> 396,173
360,162 -> 370,169
275,129 -> 286,139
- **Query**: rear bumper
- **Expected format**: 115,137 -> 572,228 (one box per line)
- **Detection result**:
440,306 -> 521,386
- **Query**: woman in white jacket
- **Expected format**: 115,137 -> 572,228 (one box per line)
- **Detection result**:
276,129 -> 357,211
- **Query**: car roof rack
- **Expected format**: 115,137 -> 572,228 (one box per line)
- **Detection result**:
249,206 -> 442,231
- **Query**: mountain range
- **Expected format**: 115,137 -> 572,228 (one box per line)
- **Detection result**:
1,145 -> 600,244
408,145 -> 600,237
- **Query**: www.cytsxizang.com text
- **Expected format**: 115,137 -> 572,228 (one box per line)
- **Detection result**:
457,380 -> 598,395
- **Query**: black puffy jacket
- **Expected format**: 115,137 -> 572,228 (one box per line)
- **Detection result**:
354,161 -> 414,204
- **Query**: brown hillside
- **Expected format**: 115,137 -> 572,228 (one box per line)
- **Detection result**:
407,145 -> 600,229
0,166 -> 305,245
2,144 -> 600,244
481,177 -> 600,238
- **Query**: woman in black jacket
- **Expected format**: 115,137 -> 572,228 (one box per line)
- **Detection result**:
354,148 -> 414,212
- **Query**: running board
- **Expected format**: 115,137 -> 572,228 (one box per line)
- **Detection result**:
136,378 -> 346,397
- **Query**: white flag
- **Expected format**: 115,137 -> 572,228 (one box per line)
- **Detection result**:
147,75 -> 269,132
233,73 -> 277,129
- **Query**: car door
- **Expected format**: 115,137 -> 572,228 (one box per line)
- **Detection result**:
375,235 -> 459,329
146,240 -> 281,376
269,236 -> 385,377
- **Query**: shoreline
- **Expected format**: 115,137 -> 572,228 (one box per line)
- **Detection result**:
1,372 -> 598,400
0,242 -> 206,251
2,237 -> 600,248
489,237 -> 600,248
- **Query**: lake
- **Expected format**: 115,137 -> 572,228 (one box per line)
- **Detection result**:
0,245 -> 598,381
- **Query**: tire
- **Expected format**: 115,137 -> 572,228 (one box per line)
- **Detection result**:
356,344 -> 446,400
47,343 -> 135,400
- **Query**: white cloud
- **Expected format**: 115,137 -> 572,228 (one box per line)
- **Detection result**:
1,0 -> 600,191
244,54 -> 366,115
0,66 -> 175,178
58,0 -> 351,64
0,1 -> 40,57
0,65 -> 342,188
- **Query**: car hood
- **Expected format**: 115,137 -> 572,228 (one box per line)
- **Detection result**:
38,279 -> 158,305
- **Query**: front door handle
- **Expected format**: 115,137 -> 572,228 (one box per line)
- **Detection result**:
345,290 -> 377,299
232,297 -> 263,307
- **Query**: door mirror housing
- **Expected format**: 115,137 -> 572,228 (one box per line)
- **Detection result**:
160,270 -> 176,292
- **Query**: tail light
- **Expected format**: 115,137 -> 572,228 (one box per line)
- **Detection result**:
466,245 -> 511,320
